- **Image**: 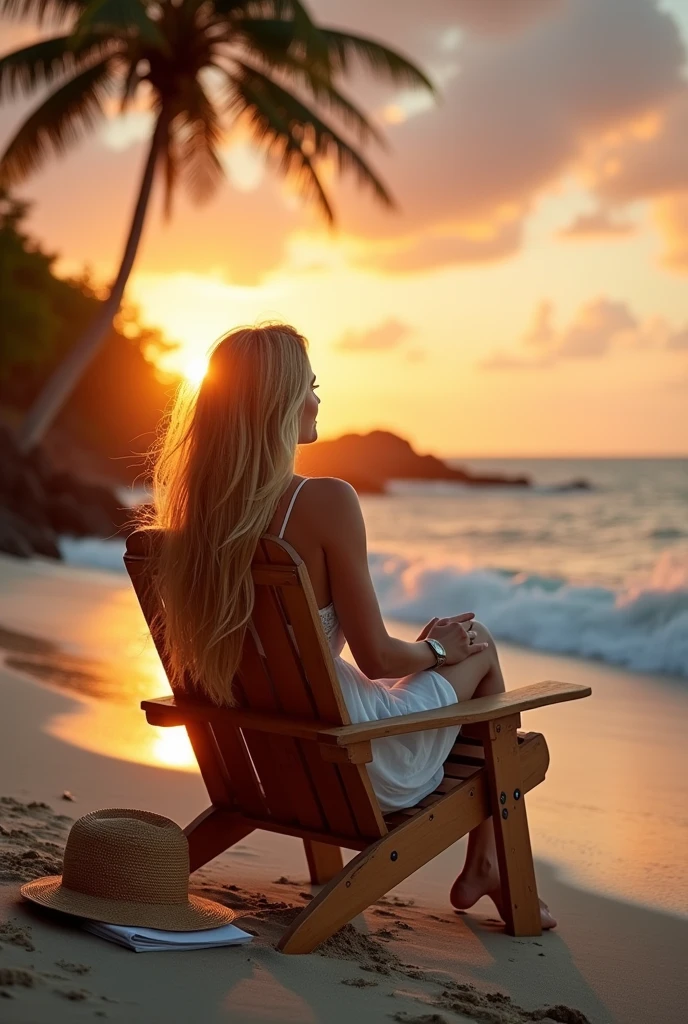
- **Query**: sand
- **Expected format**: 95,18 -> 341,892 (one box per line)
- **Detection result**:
0,553 -> 687,1023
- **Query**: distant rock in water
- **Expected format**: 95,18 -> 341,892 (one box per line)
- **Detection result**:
297,430 -> 531,491
550,478 -> 593,492
0,424 -> 130,560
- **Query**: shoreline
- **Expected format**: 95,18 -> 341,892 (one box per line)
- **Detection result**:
1,552 -> 687,918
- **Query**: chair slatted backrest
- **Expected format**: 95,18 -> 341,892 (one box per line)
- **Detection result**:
124,530 -> 387,843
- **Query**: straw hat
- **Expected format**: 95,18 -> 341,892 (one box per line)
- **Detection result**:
21,808 -> 236,931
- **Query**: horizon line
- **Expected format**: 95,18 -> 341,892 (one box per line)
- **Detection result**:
443,453 -> 688,460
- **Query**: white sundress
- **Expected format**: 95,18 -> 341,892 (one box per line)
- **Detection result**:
278,479 -> 460,813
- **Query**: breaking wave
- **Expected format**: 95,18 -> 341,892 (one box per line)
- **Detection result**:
57,538 -> 688,678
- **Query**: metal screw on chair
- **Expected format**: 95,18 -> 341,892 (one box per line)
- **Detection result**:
390,851 -> 398,861
496,724 -> 501,733
346,881 -> 351,887
513,788 -> 521,800
500,791 -> 507,804
502,808 -> 509,819
429,814 -> 434,822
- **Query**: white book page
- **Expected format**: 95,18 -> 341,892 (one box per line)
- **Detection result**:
83,921 -> 253,950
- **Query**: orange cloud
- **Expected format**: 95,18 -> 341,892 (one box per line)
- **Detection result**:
654,192 -> 688,272
357,216 -> 523,273
335,318 -> 413,352
591,90 -> 688,203
482,297 -> 688,369
582,87 -> 688,271
558,209 -> 635,239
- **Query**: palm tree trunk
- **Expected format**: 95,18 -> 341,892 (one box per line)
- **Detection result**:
17,109 -> 170,453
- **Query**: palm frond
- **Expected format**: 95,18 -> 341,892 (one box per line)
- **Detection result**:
228,66 -> 333,224
0,1 -> 87,24
0,34 -> 120,102
73,0 -> 166,49
214,0 -> 329,65
0,56 -> 114,186
320,29 -> 435,92
217,53 -> 382,147
228,62 -> 395,221
175,82 -> 225,206
118,53 -> 143,113
162,120 -> 179,220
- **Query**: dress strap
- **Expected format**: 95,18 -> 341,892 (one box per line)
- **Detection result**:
278,478 -> 309,538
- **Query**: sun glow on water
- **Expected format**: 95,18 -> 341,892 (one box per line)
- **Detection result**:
151,725 -> 196,769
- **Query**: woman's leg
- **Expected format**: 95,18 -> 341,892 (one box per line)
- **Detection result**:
436,622 -> 556,930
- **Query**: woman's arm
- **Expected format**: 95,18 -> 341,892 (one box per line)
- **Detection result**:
318,479 -> 484,679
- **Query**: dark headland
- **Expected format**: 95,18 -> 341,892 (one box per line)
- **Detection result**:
297,430 -> 531,493
1,427 -> 591,559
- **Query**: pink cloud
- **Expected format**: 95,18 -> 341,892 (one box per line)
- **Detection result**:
332,0 -> 685,273
2,0 -> 688,284
448,0 -> 563,36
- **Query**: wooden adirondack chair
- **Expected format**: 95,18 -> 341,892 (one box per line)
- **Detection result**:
124,529 -> 590,954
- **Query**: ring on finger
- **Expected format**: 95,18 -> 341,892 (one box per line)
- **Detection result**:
467,629 -> 477,640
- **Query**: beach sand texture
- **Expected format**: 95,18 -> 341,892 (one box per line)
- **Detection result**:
0,554 -> 687,1023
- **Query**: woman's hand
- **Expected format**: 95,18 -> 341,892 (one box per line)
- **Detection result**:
421,613 -> 488,665
416,612 -> 474,641
416,617 -> 441,642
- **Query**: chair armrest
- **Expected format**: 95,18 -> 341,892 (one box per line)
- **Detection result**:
142,696 -> 337,741
142,680 -> 590,754
315,680 -> 591,747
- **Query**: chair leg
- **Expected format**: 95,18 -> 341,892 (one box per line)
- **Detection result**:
184,806 -> 255,873
279,778 -> 489,954
478,715 -> 542,936
303,841 -> 344,885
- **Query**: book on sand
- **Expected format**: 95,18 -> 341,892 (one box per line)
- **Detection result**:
82,921 -> 253,953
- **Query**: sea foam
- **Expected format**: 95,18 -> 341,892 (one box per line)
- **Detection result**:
369,549 -> 688,678
57,537 -> 688,678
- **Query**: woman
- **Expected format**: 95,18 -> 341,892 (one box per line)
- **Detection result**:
150,323 -> 555,930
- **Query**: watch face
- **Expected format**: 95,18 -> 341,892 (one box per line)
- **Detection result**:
428,638 -> 445,659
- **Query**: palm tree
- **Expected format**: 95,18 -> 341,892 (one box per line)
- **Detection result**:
0,0 -> 432,452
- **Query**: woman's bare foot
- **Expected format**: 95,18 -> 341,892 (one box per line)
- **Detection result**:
450,861 -> 557,930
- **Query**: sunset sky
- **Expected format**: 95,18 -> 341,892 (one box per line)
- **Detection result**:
2,0 -> 688,456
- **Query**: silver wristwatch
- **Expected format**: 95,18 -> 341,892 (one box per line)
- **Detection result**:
425,637 -> 447,668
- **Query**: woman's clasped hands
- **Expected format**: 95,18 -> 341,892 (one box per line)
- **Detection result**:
416,612 -> 489,665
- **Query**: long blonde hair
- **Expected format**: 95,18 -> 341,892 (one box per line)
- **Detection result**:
145,324 -> 311,705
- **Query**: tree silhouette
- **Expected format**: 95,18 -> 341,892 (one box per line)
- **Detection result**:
0,0 -> 433,449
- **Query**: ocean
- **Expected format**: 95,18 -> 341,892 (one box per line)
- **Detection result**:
59,458 -> 688,679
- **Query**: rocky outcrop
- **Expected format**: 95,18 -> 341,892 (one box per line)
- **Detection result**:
0,425 -> 130,560
297,430 -> 531,490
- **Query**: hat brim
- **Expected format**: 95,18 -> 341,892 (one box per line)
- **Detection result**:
20,876 -> 235,932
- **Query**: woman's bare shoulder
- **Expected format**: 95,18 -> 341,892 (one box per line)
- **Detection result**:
304,476 -> 357,502
302,477 -> 362,529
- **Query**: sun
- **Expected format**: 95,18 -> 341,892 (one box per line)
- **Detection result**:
182,352 -> 210,386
